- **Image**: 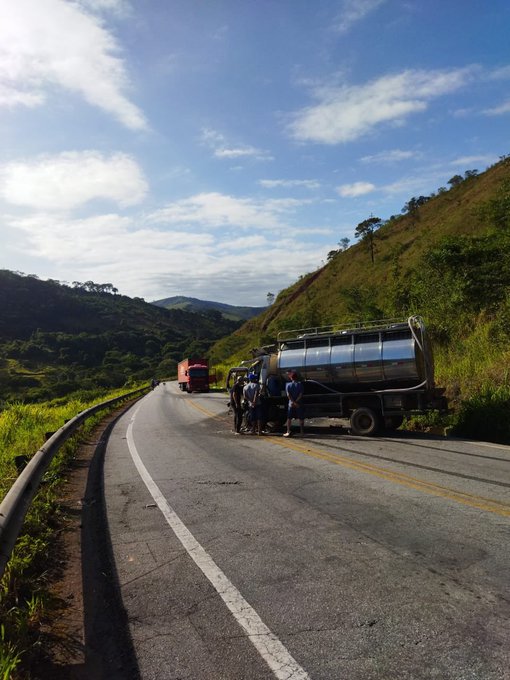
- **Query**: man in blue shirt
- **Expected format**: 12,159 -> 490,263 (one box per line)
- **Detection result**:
284,371 -> 304,437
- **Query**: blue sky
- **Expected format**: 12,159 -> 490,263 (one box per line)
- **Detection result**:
1,0 -> 509,305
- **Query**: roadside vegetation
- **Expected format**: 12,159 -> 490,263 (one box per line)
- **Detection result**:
0,270 -> 240,406
0,386 -> 145,678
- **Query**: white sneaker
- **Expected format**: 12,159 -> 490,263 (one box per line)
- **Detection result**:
283,432 -> 291,437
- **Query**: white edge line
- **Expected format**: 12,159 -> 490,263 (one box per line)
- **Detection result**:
125,404 -> 310,680
472,440 -> 510,452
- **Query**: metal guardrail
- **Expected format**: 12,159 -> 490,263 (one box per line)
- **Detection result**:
0,387 -> 148,580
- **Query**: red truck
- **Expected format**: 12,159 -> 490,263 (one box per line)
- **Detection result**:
177,358 -> 210,393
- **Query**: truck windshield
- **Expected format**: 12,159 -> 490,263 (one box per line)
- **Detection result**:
188,368 -> 208,377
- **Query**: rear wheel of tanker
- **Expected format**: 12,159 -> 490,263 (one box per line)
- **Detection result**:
350,407 -> 381,436
384,415 -> 404,431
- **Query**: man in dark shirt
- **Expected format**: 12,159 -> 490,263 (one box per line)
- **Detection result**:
243,373 -> 263,435
230,376 -> 245,434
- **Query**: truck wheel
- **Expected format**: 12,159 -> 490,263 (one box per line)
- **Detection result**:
350,407 -> 381,436
384,415 -> 404,431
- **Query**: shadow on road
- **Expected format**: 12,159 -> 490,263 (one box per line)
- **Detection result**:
80,414 -> 141,680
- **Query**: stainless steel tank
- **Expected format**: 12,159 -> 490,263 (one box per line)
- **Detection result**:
276,316 -> 433,390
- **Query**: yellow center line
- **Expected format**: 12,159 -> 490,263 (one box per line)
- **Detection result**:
184,397 -> 226,421
183,399 -> 510,518
266,437 -> 510,518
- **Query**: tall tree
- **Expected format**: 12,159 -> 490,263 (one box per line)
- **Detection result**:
402,196 -> 429,225
448,174 -> 464,188
354,216 -> 382,264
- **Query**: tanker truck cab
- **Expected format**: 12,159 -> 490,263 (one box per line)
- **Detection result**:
229,316 -> 447,436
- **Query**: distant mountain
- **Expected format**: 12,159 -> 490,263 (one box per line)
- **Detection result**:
152,295 -> 267,321
0,271 -> 239,404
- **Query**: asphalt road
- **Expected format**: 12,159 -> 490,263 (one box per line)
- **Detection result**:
100,382 -> 510,680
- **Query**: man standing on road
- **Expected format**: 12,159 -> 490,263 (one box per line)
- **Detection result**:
230,376 -> 245,435
284,371 -> 304,437
243,373 -> 263,435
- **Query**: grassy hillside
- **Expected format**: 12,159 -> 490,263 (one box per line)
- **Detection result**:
0,271 -> 239,404
152,295 -> 267,321
209,156 -> 510,441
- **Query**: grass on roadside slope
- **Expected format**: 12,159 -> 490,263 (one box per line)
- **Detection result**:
0,386 -> 146,678
432,319 -> 510,442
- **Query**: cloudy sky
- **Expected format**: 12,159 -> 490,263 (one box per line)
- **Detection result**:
1,0 -> 508,305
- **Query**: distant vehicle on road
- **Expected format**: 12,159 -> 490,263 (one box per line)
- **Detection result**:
178,357 -> 210,393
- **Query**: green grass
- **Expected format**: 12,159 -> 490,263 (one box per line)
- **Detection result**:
434,319 -> 510,400
0,384 -> 146,678
401,314 -> 510,439
0,625 -> 22,680
450,384 -> 510,443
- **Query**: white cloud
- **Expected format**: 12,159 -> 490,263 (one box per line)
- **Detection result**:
0,83 -> 43,108
259,178 -> 321,189
201,127 -> 273,161
9,213 -> 136,262
77,0 -> 130,14
291,226 -> 333,235
488,65 -> 510,80
147,192 -> 309,230
217,234 -> 268,251
0,0 -> 147,129
201,128 -> 225,145
360,149 -> 418,164
289,68 -> 473,144
4,210 -> 329,304
337,181 -> 375,197
334,0 -> 386,33
214,146 -> 273,160
381,168 -> 449,196
0,151 -> 148,210
143,235 -> 327,304
483,101 -> 510,116
450,155 -> 497,167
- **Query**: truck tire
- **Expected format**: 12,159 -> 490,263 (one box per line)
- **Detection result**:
350,407 -> 381,436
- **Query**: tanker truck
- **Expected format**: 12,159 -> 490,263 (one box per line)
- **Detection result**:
225,316 -> 447,436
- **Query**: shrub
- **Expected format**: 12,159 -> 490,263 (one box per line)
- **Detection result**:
451,385 -> 510,443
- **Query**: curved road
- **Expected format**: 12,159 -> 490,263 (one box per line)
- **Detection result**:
100,382 -> 510,679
